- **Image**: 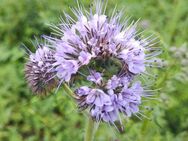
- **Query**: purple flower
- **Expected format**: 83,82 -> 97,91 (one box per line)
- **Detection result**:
87,70 -> 103,85
117,39 -> 146,74
78,51 -> 93,65
101,95 -> 119,123
91,105 -> 118,123
106,75 -> 120,90
118,82 -> 143,116
86,89 -> 111,107
75,86 -> 91,97
55,60 -> 78,82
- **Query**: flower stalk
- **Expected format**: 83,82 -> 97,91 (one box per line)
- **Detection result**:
62,83 -> 79,99
85,116 -> 95,141
62,83 -> 95,141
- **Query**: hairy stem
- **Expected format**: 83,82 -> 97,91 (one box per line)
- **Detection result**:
62,83 -> 78,99
62,83 -> 95,140
85,116 -> 95,141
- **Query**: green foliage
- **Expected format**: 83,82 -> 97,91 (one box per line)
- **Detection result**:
0,0 -> 188,140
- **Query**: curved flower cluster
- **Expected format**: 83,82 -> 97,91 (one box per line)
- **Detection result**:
48,12 -> 146,82
76,74 -> 143,122
25,0 -> 162,125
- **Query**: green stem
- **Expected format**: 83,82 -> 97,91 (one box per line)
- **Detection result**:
62,83 -> 95,141
62,83 -> 78,99
85,116 -> 95,141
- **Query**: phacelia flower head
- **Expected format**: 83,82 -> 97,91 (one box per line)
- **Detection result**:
25,0 -> 162,127
41,0 -> 162,125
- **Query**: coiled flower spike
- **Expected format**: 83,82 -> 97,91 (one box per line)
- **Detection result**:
25,45 -> 57,95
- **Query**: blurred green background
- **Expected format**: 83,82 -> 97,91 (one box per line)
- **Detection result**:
0,0 -> 188,140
